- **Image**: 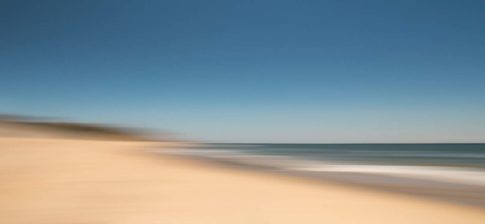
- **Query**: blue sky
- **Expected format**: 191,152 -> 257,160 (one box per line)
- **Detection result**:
1,0 -> 485,142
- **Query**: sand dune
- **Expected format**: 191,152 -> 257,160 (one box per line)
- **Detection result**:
0,117 -> 146,140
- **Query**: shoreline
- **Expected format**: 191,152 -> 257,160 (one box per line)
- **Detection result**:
156,145 -> 485,208
1,137 -> 484,223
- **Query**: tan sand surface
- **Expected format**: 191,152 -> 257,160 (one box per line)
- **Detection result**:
0,137 -> 484,224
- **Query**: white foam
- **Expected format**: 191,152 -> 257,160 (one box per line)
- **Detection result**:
294,164 -> 485,186
156,148 -> 485,187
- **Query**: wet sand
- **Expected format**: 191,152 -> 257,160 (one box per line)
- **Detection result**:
1,137 -> 484,224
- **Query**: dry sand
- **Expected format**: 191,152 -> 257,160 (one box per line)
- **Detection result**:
0,137 -> 484,224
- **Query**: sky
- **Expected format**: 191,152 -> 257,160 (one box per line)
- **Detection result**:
1,0 -> 485,143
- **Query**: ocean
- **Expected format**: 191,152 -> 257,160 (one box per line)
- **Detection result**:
159,143 -> 485,206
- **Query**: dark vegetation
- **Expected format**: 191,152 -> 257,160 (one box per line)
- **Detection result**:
0,114 -> 150,141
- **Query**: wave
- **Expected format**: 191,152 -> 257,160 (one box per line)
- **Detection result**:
156,147 -> 485,187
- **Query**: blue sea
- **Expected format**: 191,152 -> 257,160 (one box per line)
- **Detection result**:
160,143 -> 485,206
164,143 -> 485,184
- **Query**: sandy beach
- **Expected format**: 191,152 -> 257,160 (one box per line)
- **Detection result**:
3,1 -> 485,223
0,137 -> 484,224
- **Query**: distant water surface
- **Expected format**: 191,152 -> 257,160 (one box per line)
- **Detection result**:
200,143 -> 485,167
162,143 -> 485,188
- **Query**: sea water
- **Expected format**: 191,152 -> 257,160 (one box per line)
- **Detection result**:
163,143 -> 485,187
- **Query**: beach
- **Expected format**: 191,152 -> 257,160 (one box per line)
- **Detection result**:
1,137 -> 484,224
3,1 -> 485,223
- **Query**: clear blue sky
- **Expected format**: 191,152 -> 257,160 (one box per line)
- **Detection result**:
1,0 -> 484,142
